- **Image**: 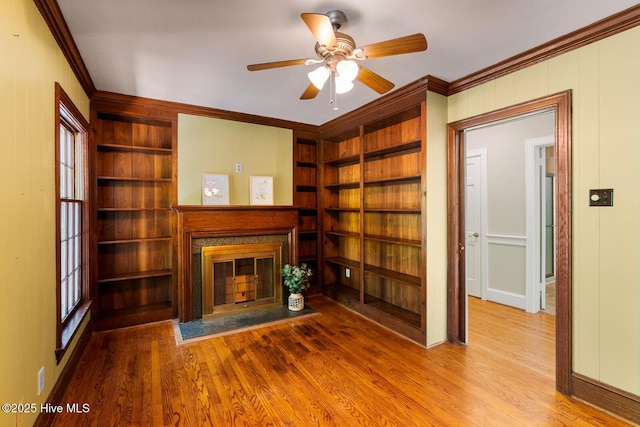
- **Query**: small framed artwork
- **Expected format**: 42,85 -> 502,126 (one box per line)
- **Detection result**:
202,174 -> 230,205
250,176 -> 274,205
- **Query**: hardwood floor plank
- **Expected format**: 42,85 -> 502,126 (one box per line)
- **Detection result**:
51,296 -> 633,426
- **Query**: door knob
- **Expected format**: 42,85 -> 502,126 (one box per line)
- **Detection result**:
473,232 -> 479,237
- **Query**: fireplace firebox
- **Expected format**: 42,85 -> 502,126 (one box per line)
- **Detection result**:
201,242 -> 283,317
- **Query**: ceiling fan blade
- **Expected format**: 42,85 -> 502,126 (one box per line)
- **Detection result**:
247,59 -> 307,71
300,83 -> 321,100
301,13 -> 338,49
359,33 -> 427,59
356,66 -> 395,94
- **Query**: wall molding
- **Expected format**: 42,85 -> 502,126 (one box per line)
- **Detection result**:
33,319 -> 92,427
572,373 -> 640,424
33,0 -> 95,97
447,4 -> 640,95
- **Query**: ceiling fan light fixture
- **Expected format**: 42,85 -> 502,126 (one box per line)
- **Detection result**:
334,76 -> 354,94
336,59 -> 358,82
308,66 -> 330,89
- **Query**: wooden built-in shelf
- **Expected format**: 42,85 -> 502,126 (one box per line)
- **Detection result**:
92,102 -> 176,331
364,264 -> 421,287
364,297 -> 421,328
320,92 -> 426,344
98,176 -> 172,182
98,237 -> 172,245
97,269 -> 173,284
364,174 -> 421,186
325,256 -> 360,270
325,230 -> 360,239
97,143 -> 172,154
324,154 -> 360,166
325,207 -> 360,213
364,233 -> 421,247
324,181 -> 360,191
97,207 -> 172,212
364,140 -> 421,160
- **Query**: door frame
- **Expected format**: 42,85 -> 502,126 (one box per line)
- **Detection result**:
525,134 -> 555,313
446,90 -> 572,394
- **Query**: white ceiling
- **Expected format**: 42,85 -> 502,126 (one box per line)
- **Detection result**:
57,0 -> 638,126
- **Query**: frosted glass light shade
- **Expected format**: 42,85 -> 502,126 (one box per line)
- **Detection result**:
335,76 -> 354,94
336,59 -> 359,82
308,66 -> 330,89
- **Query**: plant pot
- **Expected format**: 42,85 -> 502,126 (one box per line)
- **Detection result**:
288,293 -> 304,311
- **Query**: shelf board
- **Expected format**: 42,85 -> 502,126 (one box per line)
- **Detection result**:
299,255 -> 318,263
325,230 -> 360,239
364,233 -> 421,247
98,237 -> 172,245
296,185 -> 318,192
325,282 -> 360,302
296,161 -> 317,168
364,296 -> 421,328
98,269 -> 172,284
94,302 -> 173,331
324,181 -> 360,191
324,207 -> 360,213
364,174 -> 421,187
364,140 -> 421,161
325,257 -> 360,270
97,143 -> 172,154
364,208 -> 421,214
97,207 -> 171,212
363,264 -> 421,287
324,154 -> 360,167
98,176 -> 172,183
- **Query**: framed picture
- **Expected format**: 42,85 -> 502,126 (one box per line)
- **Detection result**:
250,176 -> 274,205
202,174 -> 230,205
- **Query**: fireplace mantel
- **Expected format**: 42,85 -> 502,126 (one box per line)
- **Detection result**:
172,205 -> 299,322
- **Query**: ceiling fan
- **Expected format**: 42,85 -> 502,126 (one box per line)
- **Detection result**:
246,10 -> 428,109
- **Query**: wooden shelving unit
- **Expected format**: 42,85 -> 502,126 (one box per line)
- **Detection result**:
293,132 -> 321,294
320,102 -> 427,344
92,110 -> 176,330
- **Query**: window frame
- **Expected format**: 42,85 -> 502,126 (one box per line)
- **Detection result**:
55,83 -> 91,363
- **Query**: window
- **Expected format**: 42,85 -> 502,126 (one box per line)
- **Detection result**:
55,83 -> 90,362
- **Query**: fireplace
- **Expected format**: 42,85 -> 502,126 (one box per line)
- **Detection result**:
201,242 -> 283,317
172,206 -> 299,322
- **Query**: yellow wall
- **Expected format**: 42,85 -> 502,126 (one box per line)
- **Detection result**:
177,114 -> 293,205
446,27 -> 640,395
425,91 -> 449,347
0,1 -> 90,426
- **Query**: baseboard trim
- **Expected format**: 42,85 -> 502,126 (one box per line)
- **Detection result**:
572,373 -> 640,424
34,318 -> 93,427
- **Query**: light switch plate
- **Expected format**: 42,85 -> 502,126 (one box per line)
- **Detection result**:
589,188 -> 613,206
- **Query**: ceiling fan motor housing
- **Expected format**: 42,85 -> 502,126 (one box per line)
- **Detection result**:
315,32 -> 356,64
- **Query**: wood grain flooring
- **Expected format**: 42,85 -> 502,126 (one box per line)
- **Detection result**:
51,296 -> 632,426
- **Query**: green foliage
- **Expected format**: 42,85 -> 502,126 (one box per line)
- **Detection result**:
281,263 -> 313,294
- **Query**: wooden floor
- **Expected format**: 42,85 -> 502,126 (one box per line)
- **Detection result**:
51,296 -> 632,426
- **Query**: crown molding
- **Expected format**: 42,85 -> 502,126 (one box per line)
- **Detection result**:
448,4 -> 640,95
34,0 -> 96,97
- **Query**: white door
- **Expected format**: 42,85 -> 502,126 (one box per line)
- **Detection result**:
466,149 -> 486,298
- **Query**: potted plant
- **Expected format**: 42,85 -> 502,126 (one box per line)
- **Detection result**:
281,263 -> 312,311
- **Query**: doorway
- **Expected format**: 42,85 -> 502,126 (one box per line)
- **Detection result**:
464,113 -> 555,312
446,91 -> 572,394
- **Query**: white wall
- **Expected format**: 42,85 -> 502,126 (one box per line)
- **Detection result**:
466,112 -> 555,298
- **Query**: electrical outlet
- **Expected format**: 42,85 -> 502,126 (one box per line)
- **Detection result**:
235,163 -> 243,173
345,268 -> 350,278
38,367 -> 44,395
